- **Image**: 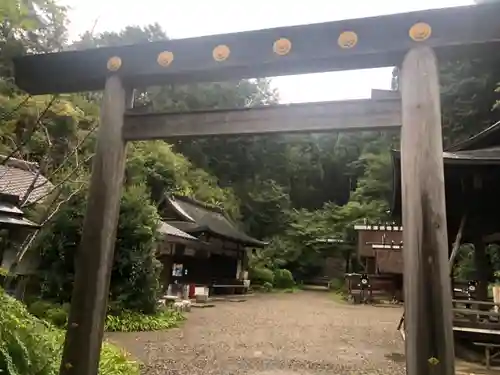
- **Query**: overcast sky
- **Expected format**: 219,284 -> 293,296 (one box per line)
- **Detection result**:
61,0 -> 473,103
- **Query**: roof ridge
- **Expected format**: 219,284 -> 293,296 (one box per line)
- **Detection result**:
446,120 -> 500,152
168,195 -> 267,247
0,155 -> 40,172
172,194 -> 227,215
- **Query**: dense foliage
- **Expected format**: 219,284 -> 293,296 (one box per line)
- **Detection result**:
0,288 -> 139,375
105,310 -> 184,332
33,184 -> 163,313
273,269 -> 295,289
27,299 -> 184,332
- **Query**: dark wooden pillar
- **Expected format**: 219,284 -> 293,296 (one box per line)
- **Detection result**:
473,239 -> 490,302
400,46 -> 454,375
59,76 -> 130,375
161,252 -> 174,293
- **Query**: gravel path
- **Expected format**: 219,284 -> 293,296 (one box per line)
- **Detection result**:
107,291 -> 406,375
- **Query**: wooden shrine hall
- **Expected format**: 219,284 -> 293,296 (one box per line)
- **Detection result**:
158,195 -> 266,296
393,122 -> 500,356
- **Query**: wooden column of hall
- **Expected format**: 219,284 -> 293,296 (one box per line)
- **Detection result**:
400,46 -> 455,375
59,76 -> 132,375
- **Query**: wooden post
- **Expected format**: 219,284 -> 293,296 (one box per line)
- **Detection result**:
59,76 -> 131,375
473,239 -> 490,303
400,46 -> 454,375
449,213 -> 467,273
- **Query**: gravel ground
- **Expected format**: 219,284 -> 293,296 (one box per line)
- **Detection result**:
107,291 -> 406,375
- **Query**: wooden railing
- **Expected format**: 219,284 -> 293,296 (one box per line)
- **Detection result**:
345,273 -> 401,304
452,299 -> 500,334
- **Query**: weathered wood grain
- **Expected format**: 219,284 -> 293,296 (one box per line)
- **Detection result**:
400,46 -> 454,375
123,98 -> 401,140
13,3 -> 500,94
59,77 -> 131,375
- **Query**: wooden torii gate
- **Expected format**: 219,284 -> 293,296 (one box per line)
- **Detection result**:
12,3 -> 500,375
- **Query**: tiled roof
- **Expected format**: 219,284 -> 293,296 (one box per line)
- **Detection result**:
446,120 -> 500,152
0,215 -> 39,229
0,163 -> 53,204
158,221 -> 198,241
166,195 -> 267,247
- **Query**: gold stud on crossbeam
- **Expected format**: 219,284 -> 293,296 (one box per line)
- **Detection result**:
212,45 -> 230,62
337,31 -> 358,49
157,51 -> 174,67
273,38 -> 292,56
106,56 -> 122,72
409,22 -> 432,42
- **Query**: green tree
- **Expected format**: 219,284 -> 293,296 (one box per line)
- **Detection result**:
110,185 -> 162,314
0,0 -> 67,93
35,184 -> 163,313
440,58 -> 500,147
126,141 -> 240,218
392,56 -> 500,147
238,178 -> 291,239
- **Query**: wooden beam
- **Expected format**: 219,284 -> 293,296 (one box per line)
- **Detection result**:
13,3 -> 500,94
482,232 -> 500,243
400,46 -> 454,375
449,213 -> 467,271
371,89 -> 400,100
59,78 -> 131,375
122,98 -> 401,141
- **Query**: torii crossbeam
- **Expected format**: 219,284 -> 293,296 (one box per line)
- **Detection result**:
14,4 -> 500,94
12,3 -> 500,375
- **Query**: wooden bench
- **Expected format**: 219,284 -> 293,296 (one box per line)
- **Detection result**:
453,300 -> 500,325
212,284 -> 247,289
452,304 -> 500,368
304,277 -> 331,289
399,299 -> 500,343
210,283 -> 248,295
453,299 -> 500,308
473,342 -> 500,369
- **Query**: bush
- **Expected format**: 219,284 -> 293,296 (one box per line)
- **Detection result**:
329,278 -> 347,293
35,184 -> 163,314
0,288 -> 139,375
262,282 -> 273,292
27,300 -> 68,328
273,269 -> 295,289
105,309 -> 185,332
27,300 -> 54,319
100,345 -> 139,375
45,307 -> 68,328
27,299 -> 183,333
111,185 -> 163,314
249,266 -> 274,285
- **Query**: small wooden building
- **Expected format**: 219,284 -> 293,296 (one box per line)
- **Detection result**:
354,223 -> 403,274
352,223 -> 403,301
0,193 -> 40,299
0,157 -> 53,279
159,195 -> 266,295
156,221 -> 205,295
